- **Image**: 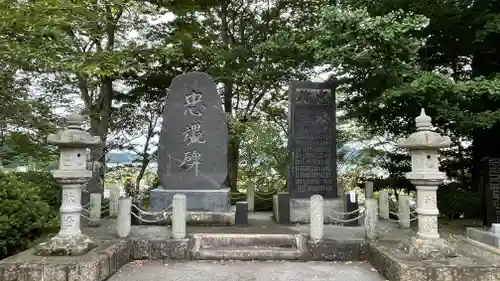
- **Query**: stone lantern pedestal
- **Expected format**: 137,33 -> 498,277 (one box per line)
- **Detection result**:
397,109 -> 457,260
36,112 -> 101,256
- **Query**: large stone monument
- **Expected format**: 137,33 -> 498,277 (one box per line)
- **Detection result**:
480,157 -> 500,226
36,112 -> 101,256
150,72 -> 230,212
287,81 -> 341,223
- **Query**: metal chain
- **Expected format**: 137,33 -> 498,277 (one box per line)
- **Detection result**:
132,203 -> 172,216
325,212 -> 365,223
131,211 -> 168,223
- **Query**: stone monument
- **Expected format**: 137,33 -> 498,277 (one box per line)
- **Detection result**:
36,112 -> 101,256
150,72 -> 230,212
397,109 -> 457,259
466,157 -> 500,247
287,81 -> 341,223
480,157 -> 500,226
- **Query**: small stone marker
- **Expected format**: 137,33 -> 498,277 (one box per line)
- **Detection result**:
365,181 -> 374,199
172,194 -> 187,239
246,183 -> 255,212
152,72 -> 230,212
109,188 -> 120,217
235,201 -> 248,226
117,197 -> 132,238
378,190 -> 389,220
398,195 -> 410,228
343,191 -> 359,226
364,199 -> 378,240
88,193 -> 102,227
310,195 -> 324,241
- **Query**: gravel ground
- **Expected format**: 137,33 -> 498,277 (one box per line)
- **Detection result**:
107,260 -> 385,281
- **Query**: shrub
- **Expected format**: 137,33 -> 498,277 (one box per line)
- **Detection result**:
0,173 -> 57,258
438,182 -> 481,220
13,171 -> 62,213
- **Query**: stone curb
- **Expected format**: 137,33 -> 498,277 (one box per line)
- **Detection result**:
2,236 -> 500,281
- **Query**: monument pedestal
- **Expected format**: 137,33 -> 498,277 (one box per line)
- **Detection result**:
289,198 -> 343,223
150,188 -> 231,212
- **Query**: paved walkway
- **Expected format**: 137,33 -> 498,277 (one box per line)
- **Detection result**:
108,260 -> 385,281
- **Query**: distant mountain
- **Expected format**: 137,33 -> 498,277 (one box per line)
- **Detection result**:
106,151 -> 141,164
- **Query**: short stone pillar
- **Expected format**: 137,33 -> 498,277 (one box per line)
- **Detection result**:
398,195 -> 411,228
117,197 -> 132,238
88,193 -> 102,227
172,194 -> 187,239
397,108 -> 457,259
109,188 -> 120,217
310,195 -> 324,241
36,112 -> 101,256
247,182 -> 255,212
365,181 -> 374,199
364,199 -> 378,240
378,190 -> 390,220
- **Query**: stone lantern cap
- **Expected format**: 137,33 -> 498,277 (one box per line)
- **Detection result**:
397,109 -> 451,150
47,112 -> 101,148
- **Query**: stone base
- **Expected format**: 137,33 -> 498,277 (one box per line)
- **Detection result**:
35,233 -> 97,256
289,198 -> 343,223
466,227 -> 500,248
399,236 -> 458,260
149,188 -> 230,212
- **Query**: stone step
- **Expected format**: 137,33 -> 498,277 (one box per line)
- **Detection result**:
191,233 -> 301,248
189,233 -> 307,260
194,246 -> 302,260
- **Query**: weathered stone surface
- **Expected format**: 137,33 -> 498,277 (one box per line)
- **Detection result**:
157,72 -> 228,191
288,81 -> 337,199
36,233 -> 97,256
307,239 -> 367,261
150,188 -> 230,212
399,237 -> 458,260
289,198 -> 343,223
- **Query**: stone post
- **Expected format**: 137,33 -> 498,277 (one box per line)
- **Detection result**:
397,108 -> 457,259
310,195 -> 324,241
398,195 -> 411,228
379,190 -> 389,220
36,112 -> 101,256
117,197 -> 132,238
247,182 -> 255,212
109,188 -> 120,217
88,193 -> 102,227
172,194 -> 187,239
364,199 -> 378,240
365,181 -> 374,199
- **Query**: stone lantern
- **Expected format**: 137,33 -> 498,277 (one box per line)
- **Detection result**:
36,112 -> 101,256
397,109 -> 457,259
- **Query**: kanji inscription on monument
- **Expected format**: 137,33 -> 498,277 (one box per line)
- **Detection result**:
157,72 -> 228,190
288,81 -> 337,198
481,157 -> 500,225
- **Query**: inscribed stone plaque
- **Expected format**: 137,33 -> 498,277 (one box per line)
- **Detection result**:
481,157 -> 500,225
157,72 -> 228,190
288,81 -> 337,199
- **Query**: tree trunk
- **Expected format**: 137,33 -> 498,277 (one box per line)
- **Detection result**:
82,78 -> 113,205
227,136 -> 240,192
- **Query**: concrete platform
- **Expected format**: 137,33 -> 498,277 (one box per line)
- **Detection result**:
107,260 -> 385,281
2,213 -> 500,281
